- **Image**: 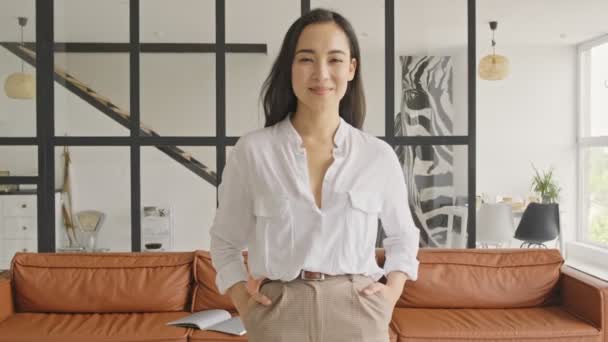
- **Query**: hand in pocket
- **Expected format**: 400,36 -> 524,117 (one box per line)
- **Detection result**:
241,274 -> 272,319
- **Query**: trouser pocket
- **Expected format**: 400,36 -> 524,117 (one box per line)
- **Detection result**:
243,280 -> 285,327
350,275 -> 392,324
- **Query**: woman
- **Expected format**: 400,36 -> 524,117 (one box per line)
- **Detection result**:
209,8 -> 420,342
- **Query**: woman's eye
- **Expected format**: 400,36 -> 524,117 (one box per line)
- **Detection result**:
300,58 -> 313,62
330,59 -> 343,63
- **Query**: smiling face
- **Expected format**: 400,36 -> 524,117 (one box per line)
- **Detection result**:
291,22 -> 357,114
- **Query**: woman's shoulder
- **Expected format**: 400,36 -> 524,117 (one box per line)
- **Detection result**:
232,125 -> 278,154
349,128 -> 395,158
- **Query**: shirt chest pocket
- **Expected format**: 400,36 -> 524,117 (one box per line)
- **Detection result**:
347,190 -> 383,240
253,195 -> 294,278
341,191 -> 383,261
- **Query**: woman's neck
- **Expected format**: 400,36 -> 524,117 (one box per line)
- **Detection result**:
291,106 -> 340,145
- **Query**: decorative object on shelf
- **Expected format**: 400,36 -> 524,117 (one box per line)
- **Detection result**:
60,145 -> 80,248
530,164 -> 561,204
514,203 -> 560,248
4,17 -> 35,99
75,210 -> 105,252
142,206 -> 173,252
0,170 -> 19,193
478,21 -> 509,81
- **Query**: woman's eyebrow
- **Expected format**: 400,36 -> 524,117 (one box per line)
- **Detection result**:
295,49 -> 347,55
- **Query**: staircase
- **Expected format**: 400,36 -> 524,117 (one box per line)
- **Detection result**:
1,42 -> 217,186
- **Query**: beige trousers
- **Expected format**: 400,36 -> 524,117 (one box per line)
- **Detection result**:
242,274 -> 392,342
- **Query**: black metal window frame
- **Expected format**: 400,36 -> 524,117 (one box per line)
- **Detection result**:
0,0 -> 476,252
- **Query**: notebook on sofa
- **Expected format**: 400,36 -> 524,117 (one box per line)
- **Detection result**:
166,309 -> 246,336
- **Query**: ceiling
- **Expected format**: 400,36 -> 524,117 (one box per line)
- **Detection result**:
476,0 -> 608,46
0,0 -> 606,48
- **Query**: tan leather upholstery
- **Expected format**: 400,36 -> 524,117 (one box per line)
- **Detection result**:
388,326 -> 398,342
398,249 -> 564,308
11,252 -> 194,313
391,307 -> 601,341
190,320 -> 248,342
0,312 -> 191,342
561,266 -> 608,341
188,310 -> 399,342
191,250 -> 248,313
0,278 -> 14,324
0,249 -> 605,342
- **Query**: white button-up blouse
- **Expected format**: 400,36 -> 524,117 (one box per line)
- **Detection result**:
209,113 -> 420,295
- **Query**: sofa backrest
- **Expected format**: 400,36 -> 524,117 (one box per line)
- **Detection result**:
393,248 -> 564,309
11,252 -> 194,313
191,250 -> 243,312
194,248 -> 563,311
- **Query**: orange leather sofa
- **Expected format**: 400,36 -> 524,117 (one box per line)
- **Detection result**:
0,248 -> 606,342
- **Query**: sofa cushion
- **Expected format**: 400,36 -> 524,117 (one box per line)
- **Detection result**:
188,317 -> 399,342
11,252 -> 194,313
0,312 -> 191,342
192,251 -> 245,312
0,278 -> 13,323
390,306 -> 600,341
399,248 -> 563,308
189,328 -> 248,341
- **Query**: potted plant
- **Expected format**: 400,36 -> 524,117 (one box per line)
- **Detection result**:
531,165 -> 561,204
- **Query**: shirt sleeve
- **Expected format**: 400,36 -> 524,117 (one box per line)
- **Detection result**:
209,140 -> 255,295
379,146 -> 420,281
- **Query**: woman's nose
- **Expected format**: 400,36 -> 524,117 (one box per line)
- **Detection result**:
313,61 -> 330,80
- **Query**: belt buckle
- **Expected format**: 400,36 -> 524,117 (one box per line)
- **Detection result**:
301,270 -> 325,281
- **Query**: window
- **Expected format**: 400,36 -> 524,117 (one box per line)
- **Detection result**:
578,35 -> 608,248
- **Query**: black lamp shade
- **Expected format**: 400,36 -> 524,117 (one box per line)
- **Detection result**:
514,203 -> 560,244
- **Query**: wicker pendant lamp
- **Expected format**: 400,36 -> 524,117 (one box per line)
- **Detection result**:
478,21 -> 509,81
4,17 -> 35,100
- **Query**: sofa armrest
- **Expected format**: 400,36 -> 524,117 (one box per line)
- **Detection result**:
0,277 -> 14,323
560,265 -> 607,337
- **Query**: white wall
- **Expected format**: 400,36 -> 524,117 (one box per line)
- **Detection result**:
476,45 -> 577,244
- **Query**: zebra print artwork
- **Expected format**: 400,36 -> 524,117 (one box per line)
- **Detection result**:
394,56 -> 461,248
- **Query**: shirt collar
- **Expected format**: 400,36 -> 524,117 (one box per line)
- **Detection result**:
282,112 -> 347,150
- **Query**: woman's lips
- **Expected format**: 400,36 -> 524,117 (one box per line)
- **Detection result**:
309,87 -> 332,95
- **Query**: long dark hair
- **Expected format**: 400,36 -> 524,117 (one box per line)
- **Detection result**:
260,8 -> 366,129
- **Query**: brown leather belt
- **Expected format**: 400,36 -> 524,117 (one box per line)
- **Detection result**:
300,270 -> 328,280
